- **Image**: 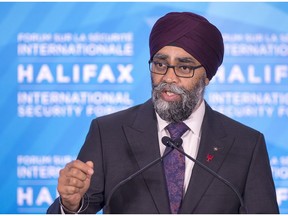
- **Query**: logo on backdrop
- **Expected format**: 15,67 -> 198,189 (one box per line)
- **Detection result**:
271,155 -> 288,206
15,32 -> 136,213
208,32 -> 288,118
16,155 -> 74,211
17,32 -> 135,118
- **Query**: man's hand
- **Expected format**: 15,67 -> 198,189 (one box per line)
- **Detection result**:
57,160 -> 94,212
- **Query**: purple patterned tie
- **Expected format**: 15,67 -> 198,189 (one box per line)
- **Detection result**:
163,122 -> 189,214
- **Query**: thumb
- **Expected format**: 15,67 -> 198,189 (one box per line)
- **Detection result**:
86,160 -> 94,168
86,161 -> 94,176
82,161 -> 93,196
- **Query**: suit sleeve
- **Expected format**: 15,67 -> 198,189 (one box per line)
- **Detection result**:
243,133 -> 279,213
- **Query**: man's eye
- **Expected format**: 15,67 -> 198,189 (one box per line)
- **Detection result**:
179,66 -> 191,72
155,62 -> 165,68
180,66 -> 189,70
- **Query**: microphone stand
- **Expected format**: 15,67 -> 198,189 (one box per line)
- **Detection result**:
104,147 -> 174,213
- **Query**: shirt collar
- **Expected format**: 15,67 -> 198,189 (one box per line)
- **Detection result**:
156,100 -> 205,138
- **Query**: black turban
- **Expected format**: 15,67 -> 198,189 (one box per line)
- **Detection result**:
149,12 -> 224,80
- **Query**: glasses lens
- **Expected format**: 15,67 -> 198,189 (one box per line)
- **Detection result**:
175,66 -> 193,77
150,61 -> 167,74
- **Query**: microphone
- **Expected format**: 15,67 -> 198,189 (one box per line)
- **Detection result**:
104,143 -> 176,213
161,136 -> 247,214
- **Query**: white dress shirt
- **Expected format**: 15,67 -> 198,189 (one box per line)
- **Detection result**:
156,100 -> 205,194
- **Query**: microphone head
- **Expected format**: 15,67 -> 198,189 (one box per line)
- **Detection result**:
174,138 -> 183,147
161,136 -> 171,147
161,136 -> 183,148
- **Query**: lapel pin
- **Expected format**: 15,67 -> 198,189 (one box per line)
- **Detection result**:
213,146 -> 222,151
206,154 -> 214,162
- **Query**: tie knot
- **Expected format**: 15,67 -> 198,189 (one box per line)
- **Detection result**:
166,122 -> 189,141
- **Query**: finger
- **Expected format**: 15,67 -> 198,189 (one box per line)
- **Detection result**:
61,176 -> 86,188
67,167 -> 88,181
65,160 -> 93,179
67,160 -> 93,175
59,165 -> 87,182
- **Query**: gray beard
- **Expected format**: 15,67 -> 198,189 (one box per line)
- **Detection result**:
152,77 -> 206,123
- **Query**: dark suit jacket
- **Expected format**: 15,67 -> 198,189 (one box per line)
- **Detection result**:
47,99 -> 279,214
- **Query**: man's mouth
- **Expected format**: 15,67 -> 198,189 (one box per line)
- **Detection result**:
166,91 -> 175,96
161,90 -> 181,102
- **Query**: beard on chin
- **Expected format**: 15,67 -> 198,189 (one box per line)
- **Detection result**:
152,77 -> 206,123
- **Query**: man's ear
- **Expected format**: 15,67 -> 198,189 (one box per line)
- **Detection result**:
205,77 -> 210,86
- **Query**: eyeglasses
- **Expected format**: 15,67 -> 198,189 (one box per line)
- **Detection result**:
148,60 -> 203,78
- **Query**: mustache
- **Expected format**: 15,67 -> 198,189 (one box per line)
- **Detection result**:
153,82 -> 186,95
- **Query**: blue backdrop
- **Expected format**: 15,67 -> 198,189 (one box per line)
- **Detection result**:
1,2 -> 288,213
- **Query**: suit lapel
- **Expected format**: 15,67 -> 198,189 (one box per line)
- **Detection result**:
123,99 -> 170,213
179,102 -> 235,213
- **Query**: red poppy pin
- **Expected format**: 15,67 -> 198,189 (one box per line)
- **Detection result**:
206,154 -> 214,162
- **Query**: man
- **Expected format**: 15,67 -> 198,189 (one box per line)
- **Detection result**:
47,12 -> 279,214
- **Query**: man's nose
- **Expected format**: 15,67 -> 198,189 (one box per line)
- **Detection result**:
162,67 -> 178,83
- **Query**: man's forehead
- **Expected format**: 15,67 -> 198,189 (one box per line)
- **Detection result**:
153,53 -> 198,63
